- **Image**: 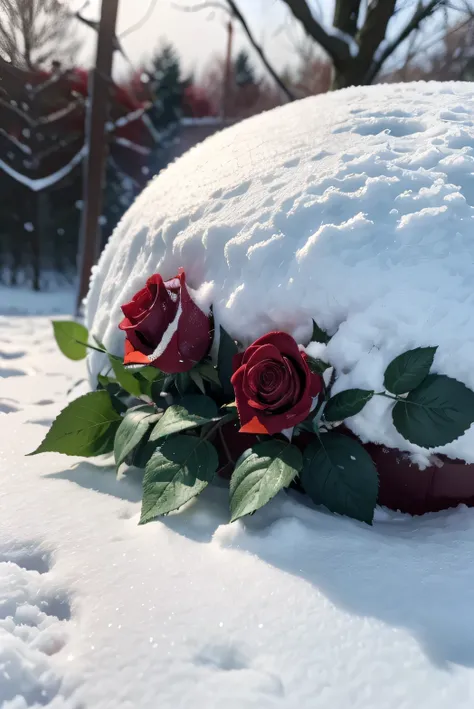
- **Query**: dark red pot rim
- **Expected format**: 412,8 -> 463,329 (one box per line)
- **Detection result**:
365,442 -> 474,515
214,420 -> 474,516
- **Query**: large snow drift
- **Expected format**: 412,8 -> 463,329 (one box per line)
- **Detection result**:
86,82 -> 474,463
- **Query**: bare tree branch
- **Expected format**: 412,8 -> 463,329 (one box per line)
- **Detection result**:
334,0 -> 361,37
119,0 -> 158,38
171,1 -> 229,12
281,0 -> 351,68
174,0 -> 295,101
225,0 -> 295,100
364,0 -> 444,83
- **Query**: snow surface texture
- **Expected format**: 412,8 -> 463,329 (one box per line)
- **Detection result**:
3,299 -> 474,707
0,287 -> 75,316
86,82 -> 474,465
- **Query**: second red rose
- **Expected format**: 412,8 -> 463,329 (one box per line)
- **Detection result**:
231,331 -> 323,435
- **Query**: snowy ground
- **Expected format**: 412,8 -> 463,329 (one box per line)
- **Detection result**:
2,291 -> 474,708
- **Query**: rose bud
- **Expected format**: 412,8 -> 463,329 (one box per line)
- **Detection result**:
119,270 -> 212,373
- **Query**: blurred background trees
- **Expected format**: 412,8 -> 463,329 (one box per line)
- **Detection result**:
1,0 -> 474,291
0,0 -> 81,68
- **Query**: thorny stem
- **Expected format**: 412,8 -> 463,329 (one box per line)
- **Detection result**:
218,425 -> 235,466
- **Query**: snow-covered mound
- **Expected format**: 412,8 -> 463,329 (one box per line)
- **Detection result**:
87,82 -> 474,463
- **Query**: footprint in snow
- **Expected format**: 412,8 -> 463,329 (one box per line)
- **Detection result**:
0,541 -> 74,706
26,418 -> 53,427
0,350 -> 26,360
0,367 -> 27,378
194,642 -> 284,697
0,398 -> 20,414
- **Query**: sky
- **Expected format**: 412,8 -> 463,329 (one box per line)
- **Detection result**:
74,0 -> 319,80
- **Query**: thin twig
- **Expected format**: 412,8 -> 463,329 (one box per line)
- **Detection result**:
119,0 -> 159,38
365,0 -> 443,83
173,0 -> 295,101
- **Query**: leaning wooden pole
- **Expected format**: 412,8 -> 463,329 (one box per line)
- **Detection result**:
76,0 -> 119,315
221,17 -> 234,121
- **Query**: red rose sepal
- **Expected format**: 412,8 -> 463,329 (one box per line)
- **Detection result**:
119,270 -> 212,374
230,331 -> 323,435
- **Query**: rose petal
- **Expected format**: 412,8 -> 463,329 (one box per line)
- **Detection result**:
238,345 -> 259,368
240,416 -> 269,435
308,370 -> 324,397
231,366 -> 268,430
150,329 -> 194,373
175,272 -> 212,366
256,391 -> 313,435
244,331 -> 302,363
232,352 -> 245,372
120,274 -> 163,327
121,285 -> 150,324
122,326 -> 153,355
245,343 -> 284,369
136,278 -> 178,347
123,338 -> 152,366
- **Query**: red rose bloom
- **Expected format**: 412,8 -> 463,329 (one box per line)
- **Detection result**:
119,270 -> 212,374
231,332 -> 323,435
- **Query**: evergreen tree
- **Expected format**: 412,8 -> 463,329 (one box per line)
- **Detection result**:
234,50 -> 257,87
145,44 -> 188,173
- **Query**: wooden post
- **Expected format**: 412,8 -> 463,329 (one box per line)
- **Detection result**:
76,0 -> 119,315
222,18 -> 234,120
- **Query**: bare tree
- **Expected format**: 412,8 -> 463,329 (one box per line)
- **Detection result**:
279,0 -> 463,89
189,0 -> 474,92
385,12 -> 474,83
0,0 -> 81,69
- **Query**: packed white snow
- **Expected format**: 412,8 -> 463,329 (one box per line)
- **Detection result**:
3,295 -> 474,708
86,82 -> 474,464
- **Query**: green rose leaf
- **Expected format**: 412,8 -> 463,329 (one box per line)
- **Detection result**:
311,319 -> 330,345
306,355 -> 330,375
29,391 -> 121,457
149,395 -> 218,442
189,369 -> 206,394
97,373 -> 115,389
109,355 -> 142,398
301,433 -> 378,525
197,361 -> 222,387
128,434 -> 159,469
384,346 -> 437,395
175,372 -> 193,397
324,389 -> 374,422
392,374 -> 474,448
218,326 -> 239,396
140,435 -> 218,522
135,369 -> 166,399
110,395 -> 129,416
114,405 -> 161,468
52,320 -> 89,361
229,441 -> 302,522
138,367 -> 165,382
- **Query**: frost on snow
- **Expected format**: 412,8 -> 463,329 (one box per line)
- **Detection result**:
87,82 -> 474,464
